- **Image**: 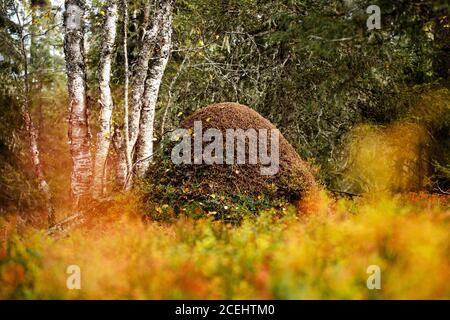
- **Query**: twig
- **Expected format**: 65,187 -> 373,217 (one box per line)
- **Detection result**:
436,184 -> 450,195
330,189 -> 361,197
46,212 -> 86,239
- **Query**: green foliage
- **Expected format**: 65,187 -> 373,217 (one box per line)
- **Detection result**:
141,149 -> 287,224
1,193 -> 449,299
141,0 -> 448,190
0,0 -> 66,216
1,0 -> 449,211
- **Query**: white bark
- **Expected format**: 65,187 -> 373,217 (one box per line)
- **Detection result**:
135,3 -> 173,177
93,0 -> 118,198
14,1 -> 56,226
129,0 -> 171,159
122,0 -> 132,190
23,111 -> 56,226
112,128 -> 127,187
64,0 -> 93,208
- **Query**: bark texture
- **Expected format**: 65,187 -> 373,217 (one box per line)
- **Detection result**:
112,128 -> 127,187
23,111 -> 56,225
129,0 -> 171,158
135,3 -> 173,177
16,1 -> 55,226
93,0 -> 118,198
64,0 -> 92,207
122,0 -> 132,189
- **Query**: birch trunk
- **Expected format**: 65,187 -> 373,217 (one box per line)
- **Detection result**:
112,128 -> 127,187
64,0 -> 92,208
135,4 -> 173,177
14,1 -> 55,226
122,0 -> 132,190
23,111 -> 56,226
128,0 -> 171,159
93,0 -> 118,198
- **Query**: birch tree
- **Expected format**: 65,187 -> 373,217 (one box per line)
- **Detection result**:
12,1 -> 55,226
128,0 -> 171,163
121,0 -> 132,189
93,0 -> 118,198
112,128 -> 127,186
135,2 -> 173,177
64,0 -> 92,207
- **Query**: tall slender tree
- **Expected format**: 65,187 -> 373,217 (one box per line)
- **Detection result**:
30,0 -> 50,141
128,0 -> 171,177
93,0 -> 118,198
63,0 -> 92,208
13,0 -> 55,226
121,0 -> 132,189
135,1 -> 173,177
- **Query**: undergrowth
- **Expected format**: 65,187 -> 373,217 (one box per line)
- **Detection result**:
0,192 -> 448,299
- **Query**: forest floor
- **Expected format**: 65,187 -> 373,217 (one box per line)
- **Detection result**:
0,191 -> 449,299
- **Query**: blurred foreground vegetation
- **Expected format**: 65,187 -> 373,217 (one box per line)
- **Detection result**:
1,191 -> 449,299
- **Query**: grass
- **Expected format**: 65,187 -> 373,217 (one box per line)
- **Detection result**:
0,191 -> 449,300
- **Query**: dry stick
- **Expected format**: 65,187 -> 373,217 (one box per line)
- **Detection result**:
123,152 -> 154,191
46,212 -> 85,238
160,48 -> 191,138
436,184 -> 450,195
329,189 -> 361,198
46,197 -> 116,238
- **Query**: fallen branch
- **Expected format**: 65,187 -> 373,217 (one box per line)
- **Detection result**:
436,185 -> 450,195
45,198 -> 116,238
46,212 -> 86,239
330,189 -> 362,198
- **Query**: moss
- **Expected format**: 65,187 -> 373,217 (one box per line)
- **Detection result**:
144,103 -> 318,222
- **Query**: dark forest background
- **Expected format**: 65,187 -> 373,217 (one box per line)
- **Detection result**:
1,0 -> 449,215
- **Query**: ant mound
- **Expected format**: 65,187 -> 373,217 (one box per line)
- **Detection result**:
146,103 -> 317,220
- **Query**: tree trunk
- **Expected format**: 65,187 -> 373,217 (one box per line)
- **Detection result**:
15,1 -> 55,226
135,3 -> 173,177
93,0 -> 118,198
23,111 -> 56,226
111,128 -> 127,187
64,0 -> 92,208
122,0 -> 132,190
128,0 -> 171,166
